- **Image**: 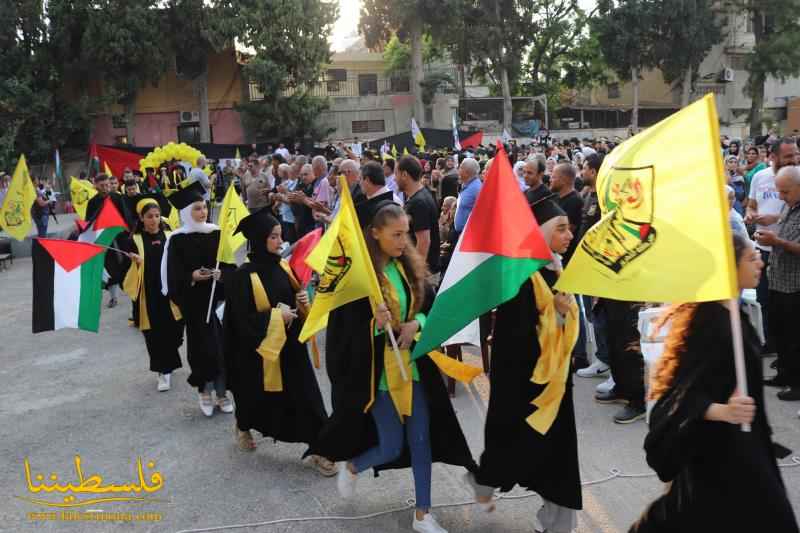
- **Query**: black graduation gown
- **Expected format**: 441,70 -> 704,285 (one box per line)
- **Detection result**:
630,303 -> 798,533
223,260 -> 328,445
86,192 -> 131,287
166,230 -> 233,389
475,268 -> 582,511
126,231 -> 184,374
306,289 -> 477,475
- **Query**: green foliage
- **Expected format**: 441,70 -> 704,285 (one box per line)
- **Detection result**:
382,33 -> 442,76
652,0 -> 723,86
592,0 -> 659,81
419,72 -> 455,105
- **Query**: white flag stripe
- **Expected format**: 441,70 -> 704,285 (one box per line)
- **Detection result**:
437,249 -> 492,293
53,263 -> 80,329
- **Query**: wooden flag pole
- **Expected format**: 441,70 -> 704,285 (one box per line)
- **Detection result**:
205,260 -> 220,324
386,326 -> 410,382
728,298 -> 751,432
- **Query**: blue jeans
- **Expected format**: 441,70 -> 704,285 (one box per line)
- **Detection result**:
35,214 -> 48,237
580,295 -> 609,365
351,382 -> 432,509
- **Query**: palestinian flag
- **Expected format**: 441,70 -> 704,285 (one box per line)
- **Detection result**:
413,142 -> 552,357
33,239 -> 108,333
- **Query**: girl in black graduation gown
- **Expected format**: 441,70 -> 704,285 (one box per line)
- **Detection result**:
466,198 -> 582,533
630,234 -> 798,533
307,201 -> 476,533
123,197 -> 184,392
160,182 -> 234,417
222,209 -> 336,476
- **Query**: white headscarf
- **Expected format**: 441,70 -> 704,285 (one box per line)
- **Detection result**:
160,201 -> 219,295
539,216 -> 565,273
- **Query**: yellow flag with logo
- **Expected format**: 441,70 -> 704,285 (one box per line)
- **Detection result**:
104,161 -> 113,177
0,154 -> 37,241
556,94 -> 736,303
216,183 -> 249,263
298,175 -> 384,342
70,176 -> 97,220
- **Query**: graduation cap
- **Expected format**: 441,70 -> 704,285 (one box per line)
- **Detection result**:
531,195 -> 566,227
234,206 -> 280,243
135,193 -> 172,217
166,181 -> 205,210
355,191 -> 396,228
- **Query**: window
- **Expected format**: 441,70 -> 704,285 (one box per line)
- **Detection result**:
114,135 -> 129,145
352,120 -> 385,134
327,69 -> 347,92
390,76 -> 410,93
112,114 -> 127,129
745,14 -> 753,34
358,73 -> 378,96
425,106 -> 434,124
177,124 -> 213,144
607,83 -> 620,99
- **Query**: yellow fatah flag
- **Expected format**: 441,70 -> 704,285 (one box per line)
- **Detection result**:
0,154 -> 37,241
166,205 -> 181,230
556,94 -> 736,303
216,183 -> 249,263
70,176 -> 97,220
298,175 -> 384,342
235,147 -> 241,160
104,161 -> 113,177
403,146 -> 409,155
391,144 -> 398,159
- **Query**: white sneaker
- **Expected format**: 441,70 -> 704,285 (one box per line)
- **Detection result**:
413,512 -> 448,533
596,376 -> 615,394
199,393 -> 214,417
576,360 -> 610,378
157,373 -> 171,392
217,393 -> 234,413
336,463 -> 358,499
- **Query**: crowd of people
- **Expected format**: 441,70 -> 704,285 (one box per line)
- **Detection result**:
21,131 -> 800,532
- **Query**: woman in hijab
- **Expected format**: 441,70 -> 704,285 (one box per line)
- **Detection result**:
222,208 -> 336,476
123,196 -> 184,392
465,196 -> 582,533
161,182 -> 234,417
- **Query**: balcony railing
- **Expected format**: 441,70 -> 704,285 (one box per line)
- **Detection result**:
248,69 -> 461,101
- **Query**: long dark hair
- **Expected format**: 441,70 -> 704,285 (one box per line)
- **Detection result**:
134,203 -> 167,234
364,204 -> 428,323
649,234 -> 752,400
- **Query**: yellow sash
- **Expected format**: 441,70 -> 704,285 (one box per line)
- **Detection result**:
123,232 -> 182,331
525,272 -> 579,434
250,272 -> 287,392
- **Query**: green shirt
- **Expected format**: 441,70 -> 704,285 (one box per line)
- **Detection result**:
377,260 -> 425,390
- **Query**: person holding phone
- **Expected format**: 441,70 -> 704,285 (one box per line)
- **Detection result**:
161,182 -> 235,417
221,208 -> 335,476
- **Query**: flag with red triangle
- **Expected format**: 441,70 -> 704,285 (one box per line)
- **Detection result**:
32,238 -> 109,333
289,227 -> 323,287
413,142 -> 552,357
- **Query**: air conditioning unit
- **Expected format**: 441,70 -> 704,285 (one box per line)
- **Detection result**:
180,111 -> 200,123
721,67 -> 735,82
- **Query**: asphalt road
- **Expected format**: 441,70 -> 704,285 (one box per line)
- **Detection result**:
1,257 -> 798,533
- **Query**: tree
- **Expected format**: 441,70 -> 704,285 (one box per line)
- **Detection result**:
652,0 -> 723,107
236,0 -> 337,141
728,0 -> 800,137
592,0 -> 659,132
83,0 -> 170,145
382,33 -> 442,76
167,0 -> 239,143
360,0 -> 455,126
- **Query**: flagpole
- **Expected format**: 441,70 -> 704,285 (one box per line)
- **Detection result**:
728,297 -> 751,432
385,326 -> 410,382
205,260 -> 220,324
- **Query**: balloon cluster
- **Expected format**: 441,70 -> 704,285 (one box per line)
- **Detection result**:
139,142 -> 205,173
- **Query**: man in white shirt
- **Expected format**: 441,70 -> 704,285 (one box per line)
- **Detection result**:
745,137 -> 798,353
383,157 -> 404,204
275,143 -> 291,161
350,137 -> 363,158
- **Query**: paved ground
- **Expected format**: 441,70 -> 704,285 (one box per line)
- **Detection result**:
1,256 -> 798,533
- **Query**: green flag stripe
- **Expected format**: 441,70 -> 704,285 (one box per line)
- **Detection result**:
412,255 -> 548,357
78,226 -> 123,332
